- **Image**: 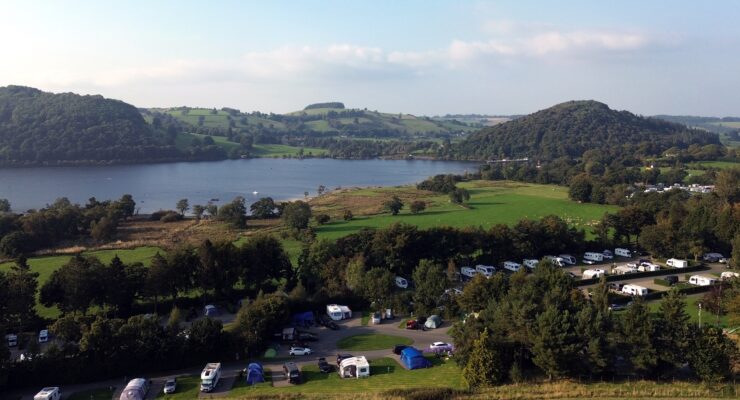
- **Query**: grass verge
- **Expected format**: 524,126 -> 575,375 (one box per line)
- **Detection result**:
337,334 -> 413,351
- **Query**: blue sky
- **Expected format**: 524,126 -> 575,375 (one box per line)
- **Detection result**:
2,1 -> 739,115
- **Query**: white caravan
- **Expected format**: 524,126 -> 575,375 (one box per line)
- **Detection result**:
721,271 -> 740,280
503,261 -> 522,272
326,304 -> 352,321
614,248 -> 632,258
667,258 -> 688,269
689,275 -> 716,286
34,387 -> 61,400
120,379 -> 149,400
200,363 -> 221,392
583,252 -> 604,263
613,265 -> 637,275
638,263 -> 660,272
475,265 -> 496,278
622,284 -> 648,296
460,267 -> 477,279
544,256 -> 566,267
523,259 -> 539,269
582,269 -> 606,279
558,254 -> 577,265
339,356 -> 370,378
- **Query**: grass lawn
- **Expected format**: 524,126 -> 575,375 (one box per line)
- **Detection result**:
230,357 -> 464,396
154,375 -> 200,399
251,144 -> 327,158
313,181 -> 616,241
337,334 -> 413,351
690,160 -> 740,170
67,387 -> 116,400
361,311 -> 370,326
647,293 -> 730,328
0,246 -> 162,318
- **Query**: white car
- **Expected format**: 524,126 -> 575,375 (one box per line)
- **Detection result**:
38,329 -> 49,343
289,346 -> 312,356
395,276 -> 409,289
163,378 -> 177,394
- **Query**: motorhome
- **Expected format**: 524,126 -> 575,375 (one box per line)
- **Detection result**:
638,263 -> 660,272
721,271 -> 740,280
120,379 -> 149,400
326,304 -> 352,321
614,248 -> 632,258
544,256 -> 566,267
338,356 -> 370,378
460,267 -> 477,279
503,261 -> 522,272
583,252 -> 604,263
475,265 -> 496,278
666,258 -> 688,269
582,269 -> 606,279
34,387 -> 61,400
395,276 -> 409,289
558,254 -> 577,265
689,275 -> 717,286
622,284 -> 648,296
523,259 -> 539,269
200,363 -> 221,392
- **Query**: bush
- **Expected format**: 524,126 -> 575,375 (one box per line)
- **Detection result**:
160,211 -> 183,223
343,210 -> 354,221
315,214 -> 330,225
654,278 -> 671,287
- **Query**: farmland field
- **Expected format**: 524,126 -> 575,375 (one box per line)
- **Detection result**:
311,181 -> 617,241
690,160 -> 740,170
175,132 -> 327,157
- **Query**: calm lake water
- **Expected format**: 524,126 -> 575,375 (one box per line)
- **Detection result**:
0,159 -> 478,213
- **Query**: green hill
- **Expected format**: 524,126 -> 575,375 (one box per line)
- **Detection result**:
0,86 -> 184,165
455,100 -> 721,160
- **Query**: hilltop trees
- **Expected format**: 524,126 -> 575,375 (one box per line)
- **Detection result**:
250,197 -> 278,219
383,196 -> 404,215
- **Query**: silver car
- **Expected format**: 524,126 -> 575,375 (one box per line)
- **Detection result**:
163,378 -> 177,394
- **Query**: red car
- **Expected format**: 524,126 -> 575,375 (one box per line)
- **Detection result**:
406,320 -> 419,330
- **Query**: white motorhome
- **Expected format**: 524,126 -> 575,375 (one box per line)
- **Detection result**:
689,275 -> 716,286
460,267 -> 477,279
638,263 -> 660,272
120,379 -> 149,400
544,256 -> 566,267
34,387 -> 61,400
583,252 -> 604,263
622,284 -> 648,296
582,269 -> 606,279
523,259 -> 539,269
475,265 -> 496,278
339,356 -> 370,378
558,254 -> 577,265
613,265 -> 637,275
721,271 -> 740,280
614,248 -> 632,258
667,258 -> 688,269
503,261 -> 522,272
200,363 -> 221,392
395,276 -> 409,289
326,304 -> 352,320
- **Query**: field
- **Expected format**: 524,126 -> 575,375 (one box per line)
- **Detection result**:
229,357 -> 465,396
0,246 -> 162,317
336,334 -> 414,351
311,181 -> 617,241
690,160 -> 740,170
154,375 -> 201,399
175,132 -> 327,157
648,293 -> 730,328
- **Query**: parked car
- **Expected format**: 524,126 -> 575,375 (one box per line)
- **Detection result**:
163,378 -> 177,394
371,312 -> 381,324
429,342 -> 454,353
405,320 -> 419,330
395,276 -> 409,289
38,329 -> 49,343
608,303 -> 626,312
583,259 -> 595,265
336,353 -> 353,366
393,345 -> 409,355
289,346 -> 312,356
664,275 -> 679,285
602,250 -> 614,259
204,304 -> 218,317
318,357 -> 333,373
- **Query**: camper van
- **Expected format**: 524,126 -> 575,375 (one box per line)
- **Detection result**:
460,267 -> 477,279
622,284 -> 648,296
395,276 -> 409,289
120,379 -> 149,400
721,271 -> 740,280
34,387 -> 61,400
614,248 -> 632,258
503,261 -> 522,272
200,363 -> 221,392
666,258 -> 688,269
475,265 -> 496,278
326,304 -> 352,321
544,255 -> 566,267
523,259 -> 539,269
339,356 -> 370,378
583,252 -> 604,263
558,254 -> 577,265
582,269 -> 606,279
689,275 -> 716,286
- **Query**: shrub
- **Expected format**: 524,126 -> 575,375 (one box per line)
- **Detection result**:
315,214 -> 330,225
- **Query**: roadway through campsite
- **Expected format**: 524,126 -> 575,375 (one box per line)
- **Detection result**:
10,316 -> 453,400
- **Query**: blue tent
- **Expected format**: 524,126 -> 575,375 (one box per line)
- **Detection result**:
400,347 -> 432,370
246,362 -> 265,385
292,311 -> 315,327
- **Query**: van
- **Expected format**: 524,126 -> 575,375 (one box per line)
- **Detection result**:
34,387 -> 61,400
475,265 -> 496,278
284,361 -> 301,384
200,363 -> 221,392
503,261 -> 522,272
558,254 -> 577,265
602,250 -> 614,259
395,276 -> 409,289
614,248 -> 632,258
5,334 -> 18,347
638,263 -> 660,272
689,275 -> 716,286
38,329 -> 49,343
622,284 -> 648,296
544,256 -> 566,267
703,253 -> 724,263
523,259 -> 539,269
666,258 -> 688,269
583,252 -> 604,263
460,267 -> 477,279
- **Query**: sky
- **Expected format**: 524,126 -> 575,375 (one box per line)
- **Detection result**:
2,0 -> 739,116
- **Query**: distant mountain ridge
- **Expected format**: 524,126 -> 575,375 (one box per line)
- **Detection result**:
455,100 -> 721,160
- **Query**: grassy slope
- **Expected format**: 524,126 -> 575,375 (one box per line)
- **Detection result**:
337,334 -> 413,351
175,132 -> 327,157
648,293 -> 730,328
690,160 -> 740,169
154,375 -> 201,399
313,181 -> 617,241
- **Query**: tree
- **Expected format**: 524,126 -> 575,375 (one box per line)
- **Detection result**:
205,203 -> 218,219
731,234 -> 740,269
317,185 -> 326,196
531,306 -> 580,379
217,196 -> 247,228
250,197 -> 278,219
687,326 -> 737,382
192,204 -> 205,220
0,231 -> 31,257
282,201 -> 312,230
568,173 -> 593,202
176,199 -> 190,215
116,194 -> 136,219
146,253 -> 171,313
343,210 -> 353,221
40,255 -> 105,314
315,214 -> 330,225
714,168 -> 740,204
0,198 -> 11,212
463,329 -> 505,387
411,260 -> 446,315
449,188 -> 471,205
359,268 -> 395,308
90,215 -> 117,242
4,257 -> 39,332
383,196 -> 404,215
409,200 -> 426,214
621,297 -> 657,375
235,294 -> 288,355
654,288 -> 691,376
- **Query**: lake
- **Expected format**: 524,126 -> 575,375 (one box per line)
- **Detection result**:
0,158 -> 478,213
